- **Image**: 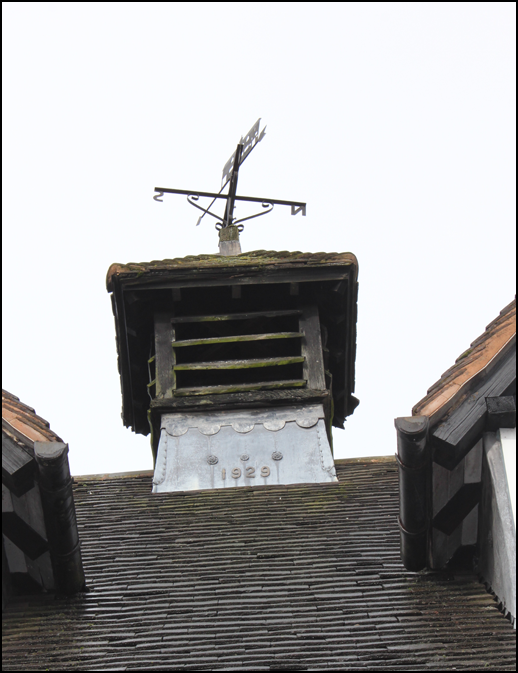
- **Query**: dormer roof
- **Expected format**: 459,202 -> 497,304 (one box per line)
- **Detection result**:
2,389 -> 63,448
413,298 -> 516,425
2,390 -> 85,603
396,298 -> 516,618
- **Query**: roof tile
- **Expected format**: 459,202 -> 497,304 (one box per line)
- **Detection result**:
2,459 -> 515,670
106,249 -> 358,291
2,389 -> 63,449
412,299 -> 516,422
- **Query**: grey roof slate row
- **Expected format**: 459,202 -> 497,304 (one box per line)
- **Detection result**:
2,458 -> 515,671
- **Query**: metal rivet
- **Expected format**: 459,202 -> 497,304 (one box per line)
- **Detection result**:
272,451 -> 283,461
240,454 -> 250,462
207,455 -> 219,465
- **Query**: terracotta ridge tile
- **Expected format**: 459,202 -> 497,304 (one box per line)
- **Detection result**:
413,300 -> 516,422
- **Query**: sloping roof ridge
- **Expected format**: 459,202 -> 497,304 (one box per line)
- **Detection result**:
2,389 -> 34,413
482,296 -> 517,333
412,298 -> 516,423
2,389 -> 63,448
106,249 -> 358,291
427,309 -> 515,393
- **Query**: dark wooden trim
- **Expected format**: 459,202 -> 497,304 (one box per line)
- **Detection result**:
1,434 -> 35,497
300,305 -> 326,390
2,512 -> 48,560
344,278 -> 357,417
395,416 -> 430,571
432,350 -> 516,469
120,267 -> 350,290
150,387 -> 329,413
486,395 -> 516,430
432,482 -> 482,536
154,312 -> 175,398
113,280 -> 134,430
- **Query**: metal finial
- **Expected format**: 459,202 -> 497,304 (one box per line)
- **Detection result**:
153,119 -> 306,249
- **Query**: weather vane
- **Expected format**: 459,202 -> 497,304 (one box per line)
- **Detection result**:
153,119 -> 306,233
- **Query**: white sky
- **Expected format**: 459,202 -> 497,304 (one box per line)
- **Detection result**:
2,2 -> 516,476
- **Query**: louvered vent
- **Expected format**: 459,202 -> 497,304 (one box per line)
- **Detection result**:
170,309 -> 306,396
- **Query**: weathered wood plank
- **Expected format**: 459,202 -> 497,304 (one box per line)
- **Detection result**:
300,305 -> 326,390
149,387 -> 329,411
172,332 -> 303,347
174,379 -> 307,396
432,482 -> 482,536
486,395 -> 516,430
171,309 -> 301,324
123,267 -> 349,290
174,356 -> 305,371
154,312 -> 175,398
2,435 -> 35,497
432,349 -> 516,469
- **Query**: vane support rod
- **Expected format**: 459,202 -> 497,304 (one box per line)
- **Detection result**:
222,143 -> 243,227
154,187 -> 306,211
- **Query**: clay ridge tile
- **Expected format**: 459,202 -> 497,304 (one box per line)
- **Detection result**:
412,299 -> 516,422
2,389 -> 63,448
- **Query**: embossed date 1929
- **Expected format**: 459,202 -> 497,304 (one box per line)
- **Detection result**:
221,466 -> 270,480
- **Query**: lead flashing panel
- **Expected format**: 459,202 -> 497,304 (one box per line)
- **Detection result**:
152,404 -> 337,492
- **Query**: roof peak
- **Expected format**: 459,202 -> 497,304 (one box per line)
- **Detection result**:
106,249 -> 358,292
413,298 -> 516,423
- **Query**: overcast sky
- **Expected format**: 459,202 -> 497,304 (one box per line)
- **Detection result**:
3,2 -> 516,476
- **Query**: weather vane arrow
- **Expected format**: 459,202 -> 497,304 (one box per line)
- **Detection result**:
153,118 -> 306,231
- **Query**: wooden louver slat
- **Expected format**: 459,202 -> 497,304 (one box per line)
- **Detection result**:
174,356 -> 305,371
174,379 -> 307,396
172,332 -> 303,347
171,309 -> 302,324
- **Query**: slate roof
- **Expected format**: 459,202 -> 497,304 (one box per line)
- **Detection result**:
413,298 -> 516,424
2,458 -> 515,671
106,250 -> 358,291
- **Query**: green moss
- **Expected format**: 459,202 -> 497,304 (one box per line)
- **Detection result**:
302,482 -> 350,511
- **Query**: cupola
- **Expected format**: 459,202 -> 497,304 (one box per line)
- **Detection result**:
106,249 -> 359,492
